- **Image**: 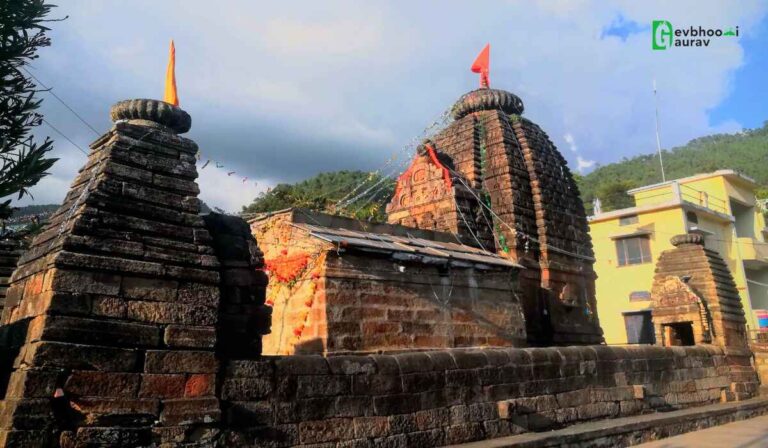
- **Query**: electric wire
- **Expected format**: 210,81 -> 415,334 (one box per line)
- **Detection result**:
23,67 -> 101,136
41,118 -> 89,156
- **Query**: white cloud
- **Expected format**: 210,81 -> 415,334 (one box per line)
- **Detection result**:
197,166 -> 271,213
577,156 -> 597,172
260,19 -> 383,57
563,133 -> 595,173
563,133 -> 578,153
6,0 -> 765,212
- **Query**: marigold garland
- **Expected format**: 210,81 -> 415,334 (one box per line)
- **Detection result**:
264,252 -> 310,284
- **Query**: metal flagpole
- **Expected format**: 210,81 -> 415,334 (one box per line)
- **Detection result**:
653,78 -> 666,182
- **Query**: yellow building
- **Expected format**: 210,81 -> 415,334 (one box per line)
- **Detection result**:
589,170 -> 768,345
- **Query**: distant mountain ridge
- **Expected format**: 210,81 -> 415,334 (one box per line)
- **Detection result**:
8,204 -> 58,222
577,121 -> 768,211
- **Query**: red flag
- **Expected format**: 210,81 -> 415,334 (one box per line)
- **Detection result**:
471,44 -> 490,88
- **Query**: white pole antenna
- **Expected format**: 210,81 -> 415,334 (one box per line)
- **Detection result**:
653,78 -> 666,182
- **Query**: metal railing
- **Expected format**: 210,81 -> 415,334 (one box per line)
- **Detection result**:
679,183 -> 729,214
748,329 -> 768,346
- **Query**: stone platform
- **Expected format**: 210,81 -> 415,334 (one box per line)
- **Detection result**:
446,396 -> 768,447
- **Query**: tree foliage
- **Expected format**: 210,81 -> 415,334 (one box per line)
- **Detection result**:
594,180 -> 637,212
580,122 -> 768,212
241,170 -> 395,222
0,0 -> 60,218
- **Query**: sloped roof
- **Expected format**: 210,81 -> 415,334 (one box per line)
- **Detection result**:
249,209 -> 522,270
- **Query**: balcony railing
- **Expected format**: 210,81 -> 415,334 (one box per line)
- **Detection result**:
630,182 -> 729,216
679,183 -> 729,214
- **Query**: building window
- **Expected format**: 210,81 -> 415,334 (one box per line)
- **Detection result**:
628,291 -> 651,302
686,211 -> 698,225
619,215 -> 639,226
615,236 -> 652,266
623,311 -> 655,344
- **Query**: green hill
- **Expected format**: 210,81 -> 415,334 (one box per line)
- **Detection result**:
239,122 -> 768,219
577,121 -> 768,212
241,170 -> 395,221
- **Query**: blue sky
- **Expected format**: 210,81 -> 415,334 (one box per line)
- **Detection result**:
710,18 -> 768,129
13,0 -> 768,211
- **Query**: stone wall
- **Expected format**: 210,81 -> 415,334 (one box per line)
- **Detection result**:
318,254 -> 526,352
203,213 -> 271,359
753,345 -> 768,394
220,345 -> 757,447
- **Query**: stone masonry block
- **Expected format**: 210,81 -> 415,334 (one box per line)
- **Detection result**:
19,341 -> 138,372
144,351 -> 217,374
159,397 -> 220,426
64,371 -> 140,398
139,374 -> 186,399
164,325 -> 216,348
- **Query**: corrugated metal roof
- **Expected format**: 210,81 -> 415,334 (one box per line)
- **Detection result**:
295,223 -> 522,270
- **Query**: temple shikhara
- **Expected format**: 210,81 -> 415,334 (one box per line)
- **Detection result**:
0,47 -> 765,448
387,87 -> 601,346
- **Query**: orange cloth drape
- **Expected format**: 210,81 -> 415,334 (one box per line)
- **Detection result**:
164,40 -> 179,106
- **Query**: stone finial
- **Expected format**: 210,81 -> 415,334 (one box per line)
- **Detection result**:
451,88 -> 524,120
670,233 -> 704,247
110,98 -> 191,133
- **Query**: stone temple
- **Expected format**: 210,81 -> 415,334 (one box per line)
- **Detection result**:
387,88 -> 602,345
0,86 -> 763,448
252,87 -> 602,356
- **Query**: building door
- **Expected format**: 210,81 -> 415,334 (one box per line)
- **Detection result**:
623,311 -> 655,344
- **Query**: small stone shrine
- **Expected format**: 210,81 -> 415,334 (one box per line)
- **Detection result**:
651,234 -> 749,349
250,209 -> 526,355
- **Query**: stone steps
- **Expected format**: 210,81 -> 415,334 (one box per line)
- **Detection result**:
445,396 -> 768,448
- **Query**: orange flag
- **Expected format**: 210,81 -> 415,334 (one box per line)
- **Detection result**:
164,40 -> 179,106
471,44 -> 490,88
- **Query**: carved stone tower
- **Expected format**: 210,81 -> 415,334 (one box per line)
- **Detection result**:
651,234 -> 749,349
0,100 -> 222,447
387,88 -> 603,345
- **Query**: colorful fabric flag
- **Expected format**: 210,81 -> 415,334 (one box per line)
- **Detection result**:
471,44 -> 490,88
164,40 -> 179,106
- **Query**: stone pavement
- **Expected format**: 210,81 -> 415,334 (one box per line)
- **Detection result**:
447,397 -> 768,448
637,413 -> 768,447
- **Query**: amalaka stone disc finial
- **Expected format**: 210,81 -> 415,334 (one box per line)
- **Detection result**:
110,98 -> 191,133
670,233 -> 705,247
451,88 -> 524,120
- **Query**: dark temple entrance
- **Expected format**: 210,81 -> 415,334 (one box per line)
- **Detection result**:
663,322 -> 695,346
